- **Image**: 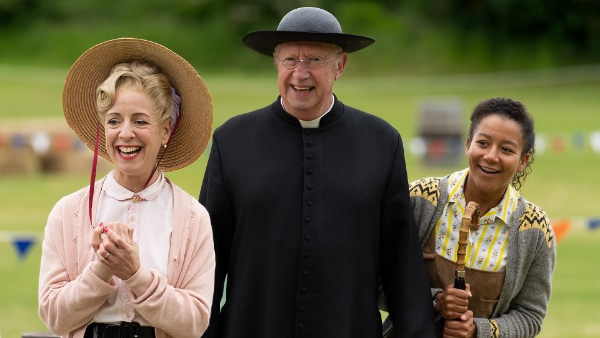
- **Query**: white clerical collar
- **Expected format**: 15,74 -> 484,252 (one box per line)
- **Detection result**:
280,94 -> 335,128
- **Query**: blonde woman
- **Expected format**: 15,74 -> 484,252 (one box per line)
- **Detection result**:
38,38 -> 214,338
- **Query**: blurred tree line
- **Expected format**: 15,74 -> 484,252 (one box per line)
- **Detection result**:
0,0 -> 598,75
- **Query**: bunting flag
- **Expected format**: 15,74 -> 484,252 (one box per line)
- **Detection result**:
0,217 -> 597,261
589,218 -> 600,229
31,132 -> 51,155
551,135 -> 565,153
0,231 -> 43,262
535,135 -> 547,154
409,137 -> 427,156
13,236 -> 37,261
53,133 -> 71,152
535,131 -> 600,155
407,131 -> 600,157
573,132 -> 585,150
551,219 -> 571,243
11,133 -> 28,149
591,131 -> 600,154
548,218 -> 600,244
2,130 -> 600,157
74,138 -> 87,151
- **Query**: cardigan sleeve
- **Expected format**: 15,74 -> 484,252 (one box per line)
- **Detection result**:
38,190 -> 117,336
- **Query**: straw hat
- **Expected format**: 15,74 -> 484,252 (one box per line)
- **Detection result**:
63,38 -> 212,171
243,7 -> 375,56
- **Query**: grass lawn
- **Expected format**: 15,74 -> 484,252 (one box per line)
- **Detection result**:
1,66 -> 599,336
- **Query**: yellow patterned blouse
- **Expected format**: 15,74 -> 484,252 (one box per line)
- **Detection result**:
434,168 -> 522,272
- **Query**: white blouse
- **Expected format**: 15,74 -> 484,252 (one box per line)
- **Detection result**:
93,170 -> 173,325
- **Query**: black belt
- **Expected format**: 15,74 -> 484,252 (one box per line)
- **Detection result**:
84,322 -> 155,338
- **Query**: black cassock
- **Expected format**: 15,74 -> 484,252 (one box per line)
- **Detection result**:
200,96 -> 435,338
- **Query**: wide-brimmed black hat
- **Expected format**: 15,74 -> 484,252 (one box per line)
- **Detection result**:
243,7 -> 375,56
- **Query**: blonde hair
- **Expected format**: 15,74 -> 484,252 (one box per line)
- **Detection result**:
96,60 -> 173,125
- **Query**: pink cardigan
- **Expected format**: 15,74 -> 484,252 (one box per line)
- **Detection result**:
38,177 -> 215,338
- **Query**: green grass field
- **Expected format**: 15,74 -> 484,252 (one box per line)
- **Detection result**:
1,64 -> 599,337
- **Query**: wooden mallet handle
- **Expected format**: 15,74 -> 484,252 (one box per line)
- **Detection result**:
455,201 -> 480,287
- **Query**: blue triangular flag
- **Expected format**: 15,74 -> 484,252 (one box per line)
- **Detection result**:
13,237 -> 36,260
588,219 -> 600,230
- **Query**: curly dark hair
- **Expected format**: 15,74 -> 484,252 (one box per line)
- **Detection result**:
468,97 -> 535,190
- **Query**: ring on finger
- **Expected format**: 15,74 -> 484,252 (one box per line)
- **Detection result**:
105,252 -> 110,259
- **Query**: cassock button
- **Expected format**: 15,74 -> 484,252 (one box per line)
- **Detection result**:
306,141 -> 314,147
306,153 -> 313,160
306,184 -> 313,190
305,169 -> 314,175
305,235 -> 312,240
304,252 -> 310,259
302,270 -> 309,276
299,306 -> 305,312
306,200 -> 313,206
298,324 -> 305,330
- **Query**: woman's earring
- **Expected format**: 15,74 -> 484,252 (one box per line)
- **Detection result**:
162,143 -> 167,149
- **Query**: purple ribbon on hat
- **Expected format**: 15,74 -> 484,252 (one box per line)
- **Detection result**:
170,86 -> 181,134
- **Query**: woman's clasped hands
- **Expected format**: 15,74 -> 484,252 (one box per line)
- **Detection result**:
91,222 -> 140,281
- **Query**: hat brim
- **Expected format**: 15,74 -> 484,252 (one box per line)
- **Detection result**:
243,31 -> 375,56
63,38 -> 212,172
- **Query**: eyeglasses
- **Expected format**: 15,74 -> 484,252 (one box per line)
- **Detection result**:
276,55 -> 338,70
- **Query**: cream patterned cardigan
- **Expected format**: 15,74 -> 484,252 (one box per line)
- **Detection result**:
410,174 -> 556,338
